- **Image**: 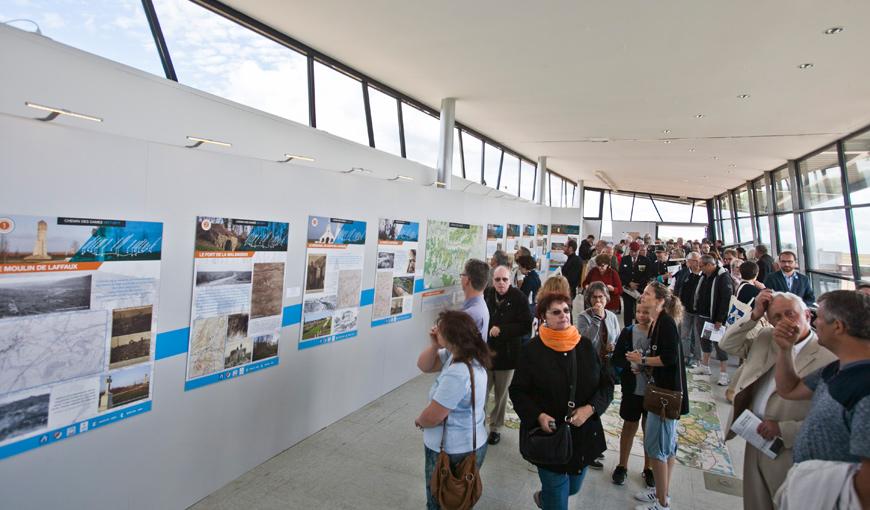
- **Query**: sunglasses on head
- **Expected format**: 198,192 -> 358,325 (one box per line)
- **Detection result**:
548,307 -> 571,316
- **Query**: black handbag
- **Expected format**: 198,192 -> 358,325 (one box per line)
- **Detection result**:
519,350 -> 576,465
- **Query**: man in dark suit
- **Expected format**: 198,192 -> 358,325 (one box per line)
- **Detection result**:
561,238 -> 581,299
578,235 -> 595,262
755,244 -> 776,283
763,251 -> 815,306
618,241 -> 652,324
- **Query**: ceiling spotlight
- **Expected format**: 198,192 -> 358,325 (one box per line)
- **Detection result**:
688,148 -> 696,152
350,167 -> 373,174
663,140 -> 672,144
280,153 -> 315,163
737,94 -> 750,99
25,101 -> 102,123
662,129 -> 671,134
712,156 -> 719,160
695,114 -> 705,119
824,27 -> 844,35
186,136 -> 231,148
798,63 -> 814,69
393,175 -> 414,182
729,164 -> 737,168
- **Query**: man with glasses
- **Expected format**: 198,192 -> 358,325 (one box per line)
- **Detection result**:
483,265 -> 532,445
762,251 -> 815,307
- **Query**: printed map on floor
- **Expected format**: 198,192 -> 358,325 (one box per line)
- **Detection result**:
0,214 -> 162,460
185,216 -> 288,390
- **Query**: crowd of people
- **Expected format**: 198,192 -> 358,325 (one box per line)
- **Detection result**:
414,234 -> 870,510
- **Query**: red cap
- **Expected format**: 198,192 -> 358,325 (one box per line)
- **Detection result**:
629,242 -> 641,251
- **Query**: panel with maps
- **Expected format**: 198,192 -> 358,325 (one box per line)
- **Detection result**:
0,214 -> 162,460
422,220 -> 484,309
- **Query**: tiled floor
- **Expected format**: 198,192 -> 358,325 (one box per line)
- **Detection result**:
190,367 -> 746,509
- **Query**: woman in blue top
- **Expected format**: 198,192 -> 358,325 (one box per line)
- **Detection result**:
416,310 -> 492,510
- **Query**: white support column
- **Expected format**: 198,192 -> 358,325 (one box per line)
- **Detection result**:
435,98 -> 456,189
536,156 -> 547,205
576,179 -> 584,232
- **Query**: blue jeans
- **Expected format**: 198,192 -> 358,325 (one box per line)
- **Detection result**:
536,466 -> 588,510
424,444 -> 488,510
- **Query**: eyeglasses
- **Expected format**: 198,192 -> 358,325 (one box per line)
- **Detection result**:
493,277 -> 510,282
547,307 -> 571,316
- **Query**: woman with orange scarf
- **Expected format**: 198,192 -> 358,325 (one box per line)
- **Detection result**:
509,292 -> 614,510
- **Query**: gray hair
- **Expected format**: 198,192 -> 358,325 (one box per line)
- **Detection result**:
817,290 -> 870,340
700,254 -> 716,266
686,251 -> 701,260
770,291 -> 807,312
463,258 -> 490,291
584,281 -> 610,306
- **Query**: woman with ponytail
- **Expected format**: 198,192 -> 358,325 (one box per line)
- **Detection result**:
509,293 -> 614,509
625,281 -> 689,510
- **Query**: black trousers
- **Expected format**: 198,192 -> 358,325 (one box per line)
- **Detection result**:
623,295 -> 636,325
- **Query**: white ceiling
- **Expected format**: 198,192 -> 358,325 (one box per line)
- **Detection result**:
223,0 -> 870,198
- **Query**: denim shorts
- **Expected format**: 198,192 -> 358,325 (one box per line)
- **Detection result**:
644,412 -> 678,461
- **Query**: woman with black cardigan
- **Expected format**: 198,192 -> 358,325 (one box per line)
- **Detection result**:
509,292 -> 614,510
625,281 -> 689,510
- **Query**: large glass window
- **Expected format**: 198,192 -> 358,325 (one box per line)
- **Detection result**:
499,153 -> 519,196
811,273 -> 856,300
721,219 -> 735,245
843,128 -> 870,205
6,0 -> 165,77
804,209 -> 852,277
658,224 -> 708,241
313,62 -> 368,145
584,190 -> 602,218
719,194 -> 733,219
798,147 -> 843,208
692,201 -> 708,224
756,216 -> 771,246
735,186 -> 751,216
852,207 -> 870,277
547,172 -> 561,206
368,86 -> 401,156
654,197 -> 693,222
452,129 -> 463,178
631,195 -> 661,221
401,103 -> 439,168
463,133 -> 483,184
155,0 -> 308,124
753,178 -> 770,214
520,161 -> 536,200
610,192 -> 634,221
776,214 -> 798,252
483,144 -> 502,189
773,167 -> 793,212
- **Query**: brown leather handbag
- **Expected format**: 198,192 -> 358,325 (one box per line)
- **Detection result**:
430,362 -> 482,510
642,321 -> 684,420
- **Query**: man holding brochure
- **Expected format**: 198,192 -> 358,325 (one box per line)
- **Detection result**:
719,289 -> 836,510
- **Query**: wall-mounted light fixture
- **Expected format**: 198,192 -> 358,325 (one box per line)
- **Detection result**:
25,102 -> 102,123
390,175 -> 414,182
185,136 -> 231,149
278,153 -> 315,163
594,170 -> 618,191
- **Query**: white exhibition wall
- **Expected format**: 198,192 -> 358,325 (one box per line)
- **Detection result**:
0,26 -> 573,510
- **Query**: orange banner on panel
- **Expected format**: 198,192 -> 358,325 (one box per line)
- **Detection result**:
0,261 -> 103,274
378,240 -> 404,246
422,290 -> 446,297
195,251 -> 255,258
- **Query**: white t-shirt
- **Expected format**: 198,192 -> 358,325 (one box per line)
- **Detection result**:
423,349 -> 488,454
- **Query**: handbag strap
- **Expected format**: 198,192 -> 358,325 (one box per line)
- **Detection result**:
647,316 -> 683,392
567,347 -> 577,415
439,361 -> 478,452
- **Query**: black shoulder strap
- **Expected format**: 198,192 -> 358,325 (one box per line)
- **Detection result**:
567,346 -> 577,413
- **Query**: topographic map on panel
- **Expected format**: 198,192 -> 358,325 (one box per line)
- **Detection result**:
423,220 -> 484,290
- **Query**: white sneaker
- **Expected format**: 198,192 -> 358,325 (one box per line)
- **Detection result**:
634,488 -> 670,505
718,373 -> 730,386
691,364 -> 711,376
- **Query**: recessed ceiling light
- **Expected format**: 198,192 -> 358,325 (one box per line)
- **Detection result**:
695,114 -> 705,119
824,27 -> 844,35
712,156 -> 719,160
729,164 -> 737,168
798,63 -> 814,69
663,140 -> 671,144
688,148 -> 696,152
662,129 -> 671,134
737,94 -> 750,99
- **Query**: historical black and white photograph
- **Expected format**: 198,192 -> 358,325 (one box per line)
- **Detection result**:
305,254 -> 327,292
0,274 -> 92,319
377,251 -> 395,269
109,305 -> 152,369
250,262 -> 285,319
0,391 -> 50,442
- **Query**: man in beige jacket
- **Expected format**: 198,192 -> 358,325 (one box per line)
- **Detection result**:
719,289 -> 836,510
